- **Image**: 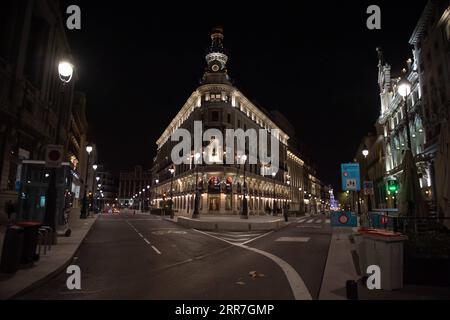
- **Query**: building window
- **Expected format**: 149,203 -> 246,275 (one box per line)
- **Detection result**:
227,113 -> 231,123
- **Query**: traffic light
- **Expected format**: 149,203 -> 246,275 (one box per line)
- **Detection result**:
387,180 -> 398,193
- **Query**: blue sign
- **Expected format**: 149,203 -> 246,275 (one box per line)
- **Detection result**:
331,211 -> 358,228
341,163 -> 361,191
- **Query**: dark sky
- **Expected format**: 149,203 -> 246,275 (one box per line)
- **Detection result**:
62,0 -> 428,189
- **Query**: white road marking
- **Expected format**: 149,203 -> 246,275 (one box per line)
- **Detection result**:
151,245 -> 162,255
275,237 -> 310,243
241,231 -> 274,245
298,218 -> 306,223
125,220 -> 162,255
325,219 -> 331,224
316,219 -> 323,224
193,229 -> 312,300
307,219 -> 314,224
297,225 -> 322,229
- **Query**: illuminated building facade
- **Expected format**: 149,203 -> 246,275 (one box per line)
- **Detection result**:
151,28 -> 319,216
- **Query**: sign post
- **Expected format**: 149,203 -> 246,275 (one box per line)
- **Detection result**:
45,145 -> 64,168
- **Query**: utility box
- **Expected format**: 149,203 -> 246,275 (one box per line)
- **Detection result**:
363,233 -> 408,291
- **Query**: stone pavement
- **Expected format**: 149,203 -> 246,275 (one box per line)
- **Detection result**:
0,211 -> 98,300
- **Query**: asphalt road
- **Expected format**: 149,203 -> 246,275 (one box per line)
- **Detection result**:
17,213 -> 331,300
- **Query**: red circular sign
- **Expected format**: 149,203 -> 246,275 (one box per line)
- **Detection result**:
338,214 -> 349,225
48,150 -> 61,161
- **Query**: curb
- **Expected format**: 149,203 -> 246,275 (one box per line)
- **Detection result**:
6,215 -> 99,300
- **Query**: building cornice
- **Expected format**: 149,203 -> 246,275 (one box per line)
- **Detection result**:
156,90 -> 201,148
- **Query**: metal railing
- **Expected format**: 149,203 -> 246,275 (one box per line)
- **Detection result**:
367,209 -> 450,234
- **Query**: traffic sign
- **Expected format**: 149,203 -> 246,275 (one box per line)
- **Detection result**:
331,211 -> 358,228
341,163 -> 361,191
45,145 -> 64,168
363,181 -> 374,195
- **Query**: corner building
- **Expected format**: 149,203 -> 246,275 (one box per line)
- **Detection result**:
151,28 -> 308,216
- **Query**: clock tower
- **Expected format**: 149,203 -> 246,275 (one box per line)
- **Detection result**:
202,27 -> 231,84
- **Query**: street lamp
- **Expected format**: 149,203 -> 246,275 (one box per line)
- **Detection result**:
272,171 -> 277,216
169,167 -> 175,218
241,155 -> 248,219
44,60 -> 74,237
397,73 -> 413,150
80,145 -> 93,219
192,153 -> 201,219
362,149 -> 369,158
58,61 -> 74,83
91,165 -> 98,213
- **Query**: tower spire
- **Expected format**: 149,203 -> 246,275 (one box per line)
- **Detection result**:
202,27 -> 231,84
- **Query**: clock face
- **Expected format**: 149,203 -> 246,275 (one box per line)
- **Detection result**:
210,61 -> 221,72
211,64 -> 220,72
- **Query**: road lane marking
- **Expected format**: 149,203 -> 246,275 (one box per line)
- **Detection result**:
242,246 -> 312,300
151,245 -> 162,255
193,229 -> 312,300
307,219 -> 314,224
316,219 -> 323,224
297,225 -> 322,229
298,218 -> 306,223
326,219 -> 331,224
275,237 -> 310,243
125,220 -> 162,255
241,231 -> 274,245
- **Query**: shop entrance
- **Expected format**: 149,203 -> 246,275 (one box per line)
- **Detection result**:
208,196 -> 220,212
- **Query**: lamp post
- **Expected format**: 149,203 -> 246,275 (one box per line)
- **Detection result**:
80,145 -> 93,219
397,73 -> 413,151
44,61 -> 74,234
154,179 -> 159,209
91,164 -> 98,214
169,167 -> 175,218
95,176 -> 100,213
272,171 -> 276,216
192,153 -> 201,218
141,188 -> 146,213
241,155 -> 248,219
361,148 -> 372,226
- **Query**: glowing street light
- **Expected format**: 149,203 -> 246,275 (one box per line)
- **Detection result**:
58,61 -> 74,83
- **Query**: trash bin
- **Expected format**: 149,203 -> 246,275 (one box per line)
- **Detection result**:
0,225 -> 24,273
362,231 -> 408,291
15,221 -> 42,265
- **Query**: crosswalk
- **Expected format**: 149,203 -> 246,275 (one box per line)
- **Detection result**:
201,230 -> 270,245
295,216 -> 330,228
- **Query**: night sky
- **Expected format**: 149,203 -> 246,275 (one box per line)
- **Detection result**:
62,0 -> 428,188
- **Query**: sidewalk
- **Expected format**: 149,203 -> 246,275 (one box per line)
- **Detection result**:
319,228 -> 450,300
0,212 -> 98,300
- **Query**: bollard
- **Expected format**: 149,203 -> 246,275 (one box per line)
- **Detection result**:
346,280 -> 359,300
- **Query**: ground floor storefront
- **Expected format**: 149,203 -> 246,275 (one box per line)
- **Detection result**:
151,169 -> 292,216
